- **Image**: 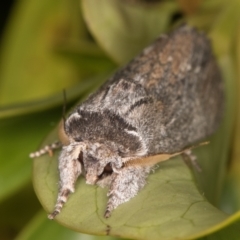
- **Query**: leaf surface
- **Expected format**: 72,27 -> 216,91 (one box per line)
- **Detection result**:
82,0 -> 177,64
33,134 -> 231,239
15,210 -> 119,240
0,0 -> 88,105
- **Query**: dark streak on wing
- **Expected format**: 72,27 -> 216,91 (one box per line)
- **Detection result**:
127,97 -> 154,113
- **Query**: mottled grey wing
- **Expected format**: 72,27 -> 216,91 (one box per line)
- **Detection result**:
78,25 -> 224,155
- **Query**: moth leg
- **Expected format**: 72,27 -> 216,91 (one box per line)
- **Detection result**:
104,165 -> 151,218
96,175 -> 113,188
182,149 -> 202,172
48,146 -> 82,219
29,141 -> 62,158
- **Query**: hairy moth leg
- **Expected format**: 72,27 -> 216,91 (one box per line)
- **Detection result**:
182,149 -> 202,172
104,165 -> 151,218
48,144 -> 83,219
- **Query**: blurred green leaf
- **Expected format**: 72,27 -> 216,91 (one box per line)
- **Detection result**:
0,0 -> 88,106
184,0 -> 239,207
219,5 -> 240,214
177,0 -> 202,15
0,108 -> 60,203
208,0 -> 240,57
55,40 -> 117,73
191,56 -> 236,205
198,213 -> 240,240
0,184 -> 41,240
0,74 -> 109,119
82,0 -> 178,64
186,0 -> 226,30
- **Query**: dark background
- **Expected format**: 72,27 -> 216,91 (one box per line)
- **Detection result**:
0,1 -> 14,38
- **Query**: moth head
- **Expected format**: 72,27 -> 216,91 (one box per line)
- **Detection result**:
82,142 -> 121,185
59,118 -> 122,185
59,110 -> 144,186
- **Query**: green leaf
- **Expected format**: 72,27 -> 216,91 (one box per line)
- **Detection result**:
0,108 -> 61,203
219,2 -> 240,214
33,133 -> 232,239
0,0 -> 88,106
197,214 -> 240,240
55,41 -> 117,74
15,210 -> 119,240
0,184 -> 41,238
81,0 -> 178,64
185,0 -> 227,30
191,56 -> 236,205
0,74 -> 109,119
184,0 -> 238,207
0,72 -> 108,203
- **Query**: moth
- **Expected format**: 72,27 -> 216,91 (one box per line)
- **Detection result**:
30,25 -> 224,219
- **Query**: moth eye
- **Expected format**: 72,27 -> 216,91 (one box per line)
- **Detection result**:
78,151 -> 83,165
103,163 -> 113,174
58,119 -> 70,146
74,137 -> 83,142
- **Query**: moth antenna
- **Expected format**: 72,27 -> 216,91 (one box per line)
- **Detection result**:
62,89 -> 67,123
29,141 -> 62,158
58,90 -> 71,146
